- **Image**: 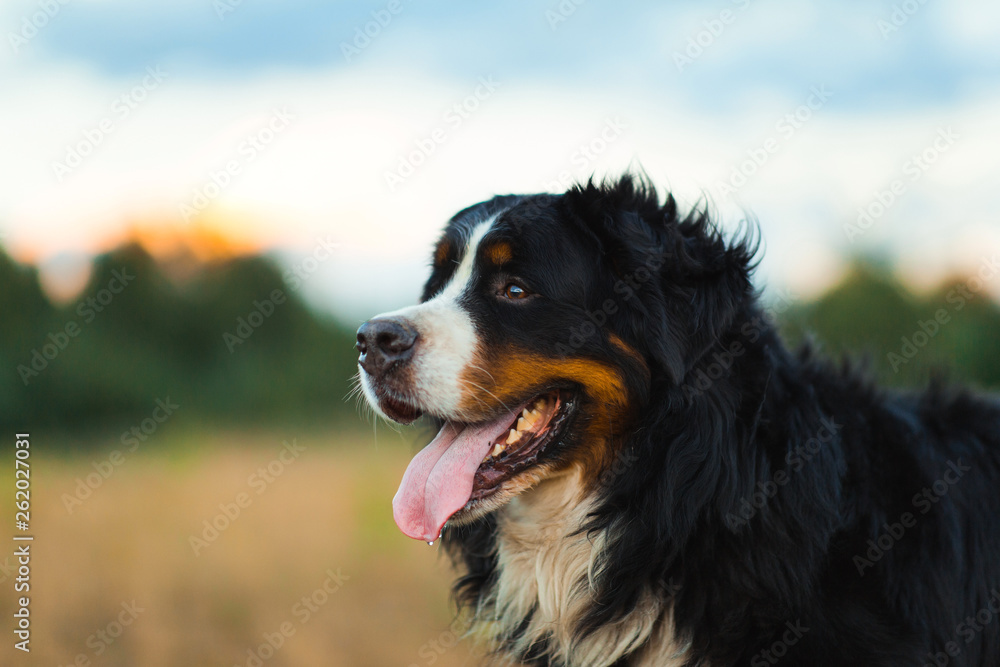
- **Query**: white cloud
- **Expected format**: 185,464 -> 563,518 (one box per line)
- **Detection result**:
1,21 -> 999,319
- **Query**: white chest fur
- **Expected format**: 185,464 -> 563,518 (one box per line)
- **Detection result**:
477,469 -> 690,666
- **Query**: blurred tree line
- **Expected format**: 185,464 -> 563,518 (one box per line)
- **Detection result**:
779,260 -> 1000,391
0,243 -> 360,433
1,245 -> 997,437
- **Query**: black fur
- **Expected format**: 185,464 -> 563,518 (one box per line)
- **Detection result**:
438,175 -> 1000,666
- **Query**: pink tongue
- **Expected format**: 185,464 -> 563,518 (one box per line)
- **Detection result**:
392,410 -> 519,541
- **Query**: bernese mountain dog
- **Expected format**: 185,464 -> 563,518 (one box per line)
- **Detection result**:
355,175 -> 1000,666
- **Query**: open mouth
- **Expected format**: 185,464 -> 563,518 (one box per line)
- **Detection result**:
392,389 -> 576,541
470,391 -> 574,500
379,393 -> 423,424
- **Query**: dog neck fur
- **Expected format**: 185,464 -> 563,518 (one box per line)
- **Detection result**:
477,467 -> 691,666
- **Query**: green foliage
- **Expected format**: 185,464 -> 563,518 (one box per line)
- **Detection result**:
2,244 -> 362,433
2,246 -> 996,441
779,261 -> 1000,390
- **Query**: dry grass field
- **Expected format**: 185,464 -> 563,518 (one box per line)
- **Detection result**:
0,428 -> 483,667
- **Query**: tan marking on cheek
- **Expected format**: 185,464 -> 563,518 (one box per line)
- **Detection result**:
609,333 -> 642,364
434,239 -> 451,266
459,349 -> 636,477
463,352 -> 630,413
609,333 -> 650,382
484,241 -> 513,266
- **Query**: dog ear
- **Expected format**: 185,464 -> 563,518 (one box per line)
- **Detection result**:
611,217 -> 688,384
562,175 -> 755,384
662,217 -> 757,379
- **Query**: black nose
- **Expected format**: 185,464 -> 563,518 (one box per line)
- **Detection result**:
356,317 -> 418,377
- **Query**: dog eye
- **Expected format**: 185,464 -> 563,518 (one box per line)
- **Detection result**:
500,283 -> 530,300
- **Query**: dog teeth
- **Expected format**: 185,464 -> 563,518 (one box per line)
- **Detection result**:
520,408 -> 542,428
484,437 -> 515,463
485,400 -> 554,464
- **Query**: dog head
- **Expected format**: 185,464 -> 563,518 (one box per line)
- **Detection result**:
356,176 -> 752,541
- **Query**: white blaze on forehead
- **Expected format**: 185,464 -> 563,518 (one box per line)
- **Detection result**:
360,216 -> 499,420
439,220 -> 492,300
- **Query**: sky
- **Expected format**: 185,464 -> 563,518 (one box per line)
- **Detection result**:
2,0 -> 999,322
